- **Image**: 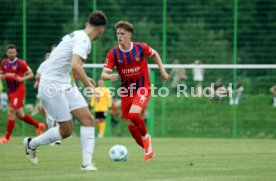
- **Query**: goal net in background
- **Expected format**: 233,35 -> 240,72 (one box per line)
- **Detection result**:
83,64 -> 276,138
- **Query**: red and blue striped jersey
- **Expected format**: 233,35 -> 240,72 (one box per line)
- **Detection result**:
104,42 -> 153,90
0,58 -> 30,94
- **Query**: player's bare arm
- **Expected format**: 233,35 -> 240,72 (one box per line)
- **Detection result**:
33,73 -> 41,88
16,70 -> 34,82
71,54 -> 94,88
101,69 -> 118,82
35,73 -> 41,80
151,49 -> 170,83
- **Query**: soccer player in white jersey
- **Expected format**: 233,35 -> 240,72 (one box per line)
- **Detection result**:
33,52 -> 61,145
23,10 -> 108,171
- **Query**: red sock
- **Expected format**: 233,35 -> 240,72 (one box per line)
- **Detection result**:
128,113 -> 147,136
5,119 -> 15,140
22,114 -> 39,128
128,125 -> 144,148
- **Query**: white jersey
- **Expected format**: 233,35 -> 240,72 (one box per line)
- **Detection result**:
193,68 -> 204,81
37,61 -> 47,74
0,92 -> 8,109
40,30 -> 91,89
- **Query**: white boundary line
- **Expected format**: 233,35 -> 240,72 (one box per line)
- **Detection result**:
83,64 -> 276,69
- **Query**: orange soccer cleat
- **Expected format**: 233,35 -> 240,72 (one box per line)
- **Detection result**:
143,134 -> 155,161
36,123 -> 45,135
144,150 -> 155,161
0,137 -> 10,144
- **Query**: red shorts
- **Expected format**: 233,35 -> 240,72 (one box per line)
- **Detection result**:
41,106 -> 46,115
8,93 -> 25,109
121,87 -> 151,119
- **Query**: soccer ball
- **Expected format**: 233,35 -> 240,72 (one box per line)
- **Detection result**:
109,144 -> 128,162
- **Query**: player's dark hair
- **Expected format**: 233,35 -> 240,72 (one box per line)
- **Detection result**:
115,21 -> 134,33
87,10 -> 108,26
7,44 -> 16,50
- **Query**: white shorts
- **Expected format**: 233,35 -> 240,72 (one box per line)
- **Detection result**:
38,85 -> 87,122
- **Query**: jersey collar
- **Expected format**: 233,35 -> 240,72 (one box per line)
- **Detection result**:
8,57 -> 18,63
119,42 -> 133,52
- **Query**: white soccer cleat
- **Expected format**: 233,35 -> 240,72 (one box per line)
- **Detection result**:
23,137 -> 38,165
80,164 -> 97,171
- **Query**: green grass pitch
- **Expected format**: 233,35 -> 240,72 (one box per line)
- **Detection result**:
1,137 -> 276,181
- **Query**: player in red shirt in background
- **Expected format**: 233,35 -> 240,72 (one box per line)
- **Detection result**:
101,21 -> 170,161
0,44 -> 45,144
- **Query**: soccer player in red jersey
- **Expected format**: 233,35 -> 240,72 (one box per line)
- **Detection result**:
101,21 -> 170,161
0,44 -> 45,144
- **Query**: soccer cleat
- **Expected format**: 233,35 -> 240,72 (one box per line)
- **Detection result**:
144,150 -> 155,161
97,133 -> 103,138
143,134 -> 153,154
55,140 -> 62,145
23,137 -> 38,165
143,134 -> 155,161
0,137 -> 9,144
80,164 -> 97,171
36,123 -> 45,135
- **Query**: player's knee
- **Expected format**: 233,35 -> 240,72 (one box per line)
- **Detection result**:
15,112 -> 24,119
60,128 -> 73,138
128,113 -> 139,120
80,115 -> 94,126
59,124 -> 73,138
8,109 -> 16,117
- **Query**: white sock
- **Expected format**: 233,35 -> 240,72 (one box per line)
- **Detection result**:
80,126 -> 95,166
46,117 -> 55,129
229,98 -> 234,105
142,133 -> 149,140
235,97 -> 239,104
273,97 -> 276,104
29,127 -> 63,149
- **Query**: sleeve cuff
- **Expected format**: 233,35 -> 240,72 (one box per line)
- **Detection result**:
104,67 -> 113,72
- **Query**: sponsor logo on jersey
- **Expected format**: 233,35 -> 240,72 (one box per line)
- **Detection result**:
140,95 -> 146,105
122,67 -> 140,74
134,55 -> 140,62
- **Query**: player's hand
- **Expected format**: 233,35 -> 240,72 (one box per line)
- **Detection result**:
109,74 -> 119,82
88,78 -> 96,87
33,80 -> 39,89
0,74 -> 4,80
161,70 -> 170,83
15,76 -> 25,82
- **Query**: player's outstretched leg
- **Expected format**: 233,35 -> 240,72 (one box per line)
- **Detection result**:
23,126 -> 64,165
17,109 -> 45,135
128,113 -> 155,161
